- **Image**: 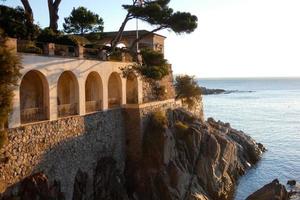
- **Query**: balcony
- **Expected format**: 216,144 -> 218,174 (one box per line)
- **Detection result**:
21,107 -> 47,124
85,100 -> 102,113
58,103 -> 78,118
108,98 -> 121,108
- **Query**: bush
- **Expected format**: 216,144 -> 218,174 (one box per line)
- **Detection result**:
175,75 -> 202,109
149,110 -> 168,132
140,48 -> 169,80
0,130 -> 8,149
37,28 -> 89,46
109,51 -> 122,61
23,45 -> 42,54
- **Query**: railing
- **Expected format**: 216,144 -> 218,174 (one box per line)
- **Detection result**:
21,107 -> 47,124
86,100 -> 102,113
108,98 -> 121,108
54,44 -> 76,57
14,39 -> 133,62
58,103 -> 78,117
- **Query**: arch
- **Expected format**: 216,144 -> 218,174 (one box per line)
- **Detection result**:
85,72 -> 103,113
20,70 -> 49,124
57,71 -> 79,117
108,72 -> 122,108
126,73 -> 138,104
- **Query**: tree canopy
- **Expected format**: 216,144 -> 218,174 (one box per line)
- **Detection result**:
0,5 -> 39,39
111,0 -> 198,51
63,6 -> 104,35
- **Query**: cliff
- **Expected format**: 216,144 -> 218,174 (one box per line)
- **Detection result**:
0,108 -> 265,200
123,108 -> 265,200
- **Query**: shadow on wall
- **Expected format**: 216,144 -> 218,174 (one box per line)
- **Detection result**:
1,109 -> 126,200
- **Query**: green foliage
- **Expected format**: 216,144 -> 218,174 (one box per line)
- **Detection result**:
140,49 -> 169,80
36,28 -> 60,43
123,0 -> 198,34
149,110 -> 168,132
23,44 -> 42,54
0,30 -> 21,130
0,5 -> 40,39
120,49 -> 169,80
63,7 -> 104,35
175,75 -> 202,109
37,28 -> 89,46
0,130 -> 8,149
109,51 -> 122,61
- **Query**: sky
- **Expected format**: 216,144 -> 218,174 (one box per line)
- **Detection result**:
2,0 -> 300,78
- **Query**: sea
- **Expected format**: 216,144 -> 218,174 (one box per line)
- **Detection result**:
197,78 -> 300,200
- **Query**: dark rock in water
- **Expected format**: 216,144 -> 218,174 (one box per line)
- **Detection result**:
93,157 -> 129,200
200,86 -> 254,95
246,179 -> 289,200
288,180 -> 297,186
125,108 -> 265,200
200,86 -> 227,95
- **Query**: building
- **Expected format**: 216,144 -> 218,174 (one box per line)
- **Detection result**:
6,31 -> 173,128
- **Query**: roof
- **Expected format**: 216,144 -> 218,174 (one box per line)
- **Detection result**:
102,30 -> 166,39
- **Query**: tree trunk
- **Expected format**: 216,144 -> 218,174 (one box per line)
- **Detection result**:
20,0 -> 33,25
48,0 -> 62,32
110,13 -> 131,52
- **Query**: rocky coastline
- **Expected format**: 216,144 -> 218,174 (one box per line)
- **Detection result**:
200,86 -> 253,95
1,108 -> 266,200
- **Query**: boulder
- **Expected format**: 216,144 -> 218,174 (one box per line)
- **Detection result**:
246,179 -> 289,200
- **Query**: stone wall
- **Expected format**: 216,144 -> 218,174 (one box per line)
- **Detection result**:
0,109 -> 125,200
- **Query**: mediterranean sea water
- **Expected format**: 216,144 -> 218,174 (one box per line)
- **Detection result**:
197,78 -> 300,200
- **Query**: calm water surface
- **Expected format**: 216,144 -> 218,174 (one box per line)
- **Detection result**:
198,78 -> 300,200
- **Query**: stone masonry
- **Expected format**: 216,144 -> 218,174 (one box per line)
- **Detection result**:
0,109 -> 125,200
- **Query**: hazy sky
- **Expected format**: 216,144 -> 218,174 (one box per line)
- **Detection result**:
2,0 -> 300,78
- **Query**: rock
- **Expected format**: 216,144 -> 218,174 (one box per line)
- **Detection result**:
125,108 -> 265,200
288,180 -> 297,186
246,179 -> 289,200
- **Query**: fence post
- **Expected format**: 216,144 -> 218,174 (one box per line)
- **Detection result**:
43,43 -> 55,56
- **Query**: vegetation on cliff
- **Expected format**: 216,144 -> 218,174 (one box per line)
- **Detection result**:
175,75 -> 202,109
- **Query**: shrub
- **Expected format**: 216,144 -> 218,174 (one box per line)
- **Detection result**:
153,84 -> 167,100
140,48 -> 169,80
0,130 -> 8,149
175,75 -> 202,109
149,110 -> 168,132
36,27 -> 59,43
23,44 -> 42,54
109,51 -> 122,61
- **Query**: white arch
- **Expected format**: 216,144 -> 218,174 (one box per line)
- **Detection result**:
107,72 -> 122,108
20,70 -> 49,124
57,71 -> 79,117
85,71 -> 103,113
